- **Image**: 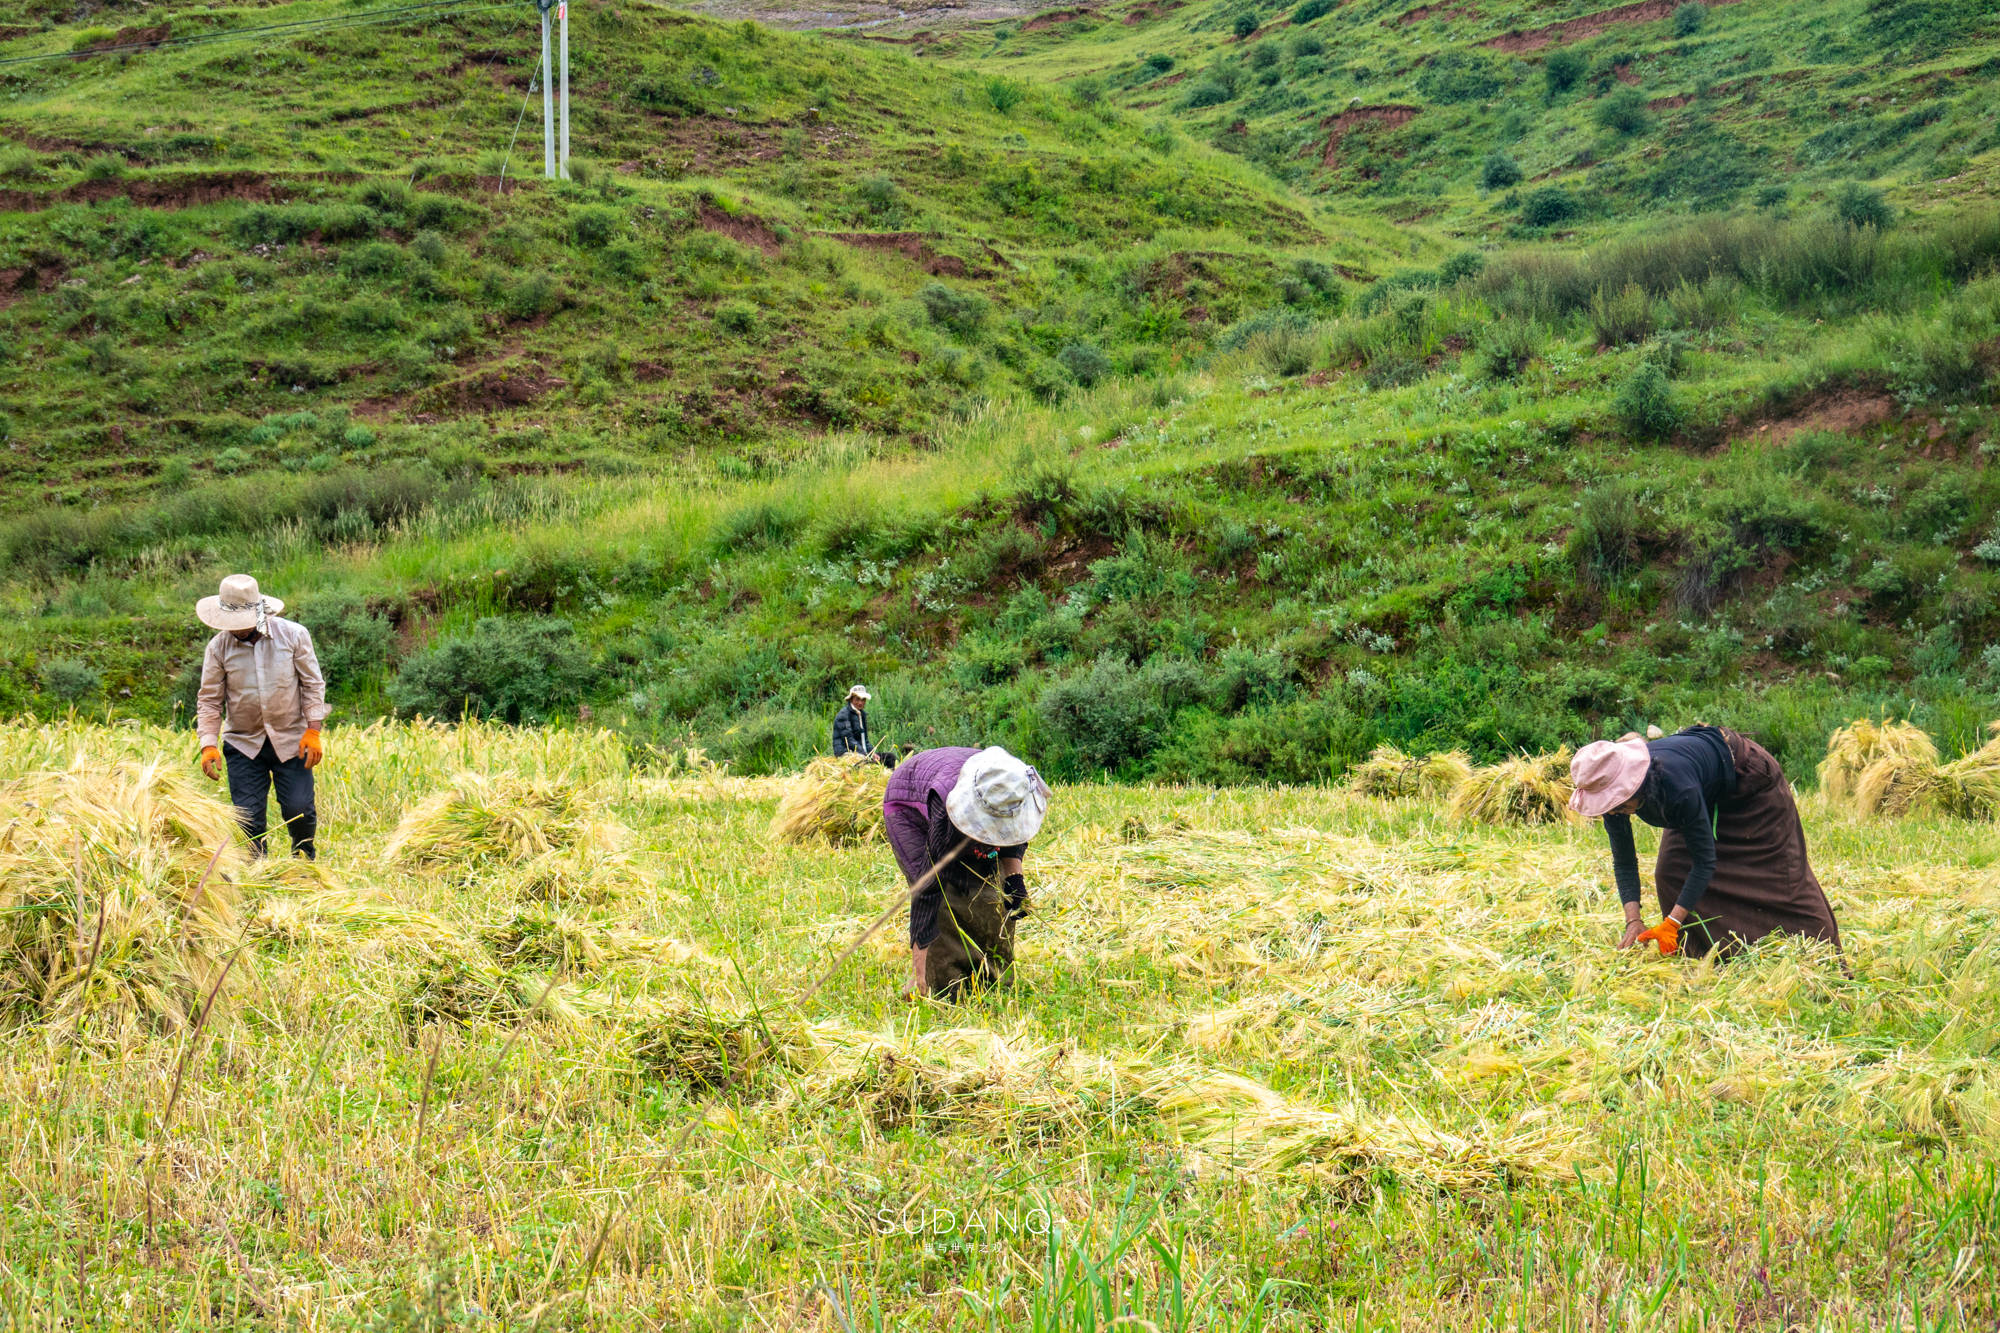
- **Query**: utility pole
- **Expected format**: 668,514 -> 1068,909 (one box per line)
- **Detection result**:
558,0 -> 570,179
538,0 -> 555,179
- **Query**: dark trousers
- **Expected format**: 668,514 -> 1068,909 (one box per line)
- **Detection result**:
225,739 -> 316,859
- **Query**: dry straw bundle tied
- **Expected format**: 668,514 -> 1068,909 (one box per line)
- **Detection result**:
770,754 -> 890,847
1835,720 -> 2000,821
385,770 -> 630,901
0,759 -> 243,1030
1348,746 -> 1473,800
1819,719 -> 1938,807
1447,749 -> 1576,827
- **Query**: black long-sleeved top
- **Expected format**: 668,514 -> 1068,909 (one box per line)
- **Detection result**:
909,791 -> 1027,948
1603,726 -> 1737,914
831,703 -> 869,757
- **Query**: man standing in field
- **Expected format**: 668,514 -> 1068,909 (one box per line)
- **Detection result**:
194,574 -> 329,860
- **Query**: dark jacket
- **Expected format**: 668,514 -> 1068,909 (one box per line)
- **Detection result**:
831,702 -> 870,757
1603,725 -> 1738,914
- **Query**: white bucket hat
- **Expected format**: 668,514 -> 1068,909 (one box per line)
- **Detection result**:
946,746 -> 1050,846
196,573 -> 282,633
847,685 -> 872,701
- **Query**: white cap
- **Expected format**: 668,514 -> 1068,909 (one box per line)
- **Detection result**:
945,746 -> 1050,846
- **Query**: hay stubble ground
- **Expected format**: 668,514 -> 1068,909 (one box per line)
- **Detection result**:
3,720 -> 1999,1329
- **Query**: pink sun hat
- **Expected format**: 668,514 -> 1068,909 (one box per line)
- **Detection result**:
1568,737 -> 1653,817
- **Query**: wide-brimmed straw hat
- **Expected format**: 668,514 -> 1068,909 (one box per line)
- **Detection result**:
847,684 -> 871,701
196,574 -> 282,632
1568,737 -> 1653,817
946,746 -> 1050,846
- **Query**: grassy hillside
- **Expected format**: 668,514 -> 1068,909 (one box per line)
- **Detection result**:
7,718 -> 2000,1328
965,0 -> 2000,234
2,1 -> 2000,785
0,0 -> 1398,502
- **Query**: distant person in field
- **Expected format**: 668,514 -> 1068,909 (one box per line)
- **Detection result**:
194,574 -> 328,860
884,746 -> 1049,998
831,685 -> 875,759
1570,725 -> 1841,959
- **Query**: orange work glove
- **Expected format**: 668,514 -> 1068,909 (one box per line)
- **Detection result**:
1635,917 -> 1681,957
299,729 -> 324,769
200,745 -> 222,781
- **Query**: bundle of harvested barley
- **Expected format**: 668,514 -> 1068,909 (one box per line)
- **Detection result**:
1819,719 -> 1938,807
1447,750 -> 1576,826
251,886 -> 466,958
1350,746 -> 1475,800
632,1006 -> 782,1091
386,771 -> 630,901
387,771 -> 621,867
0,759 -> 242,1029
395,954 -> 542,1031
1842,722 -> 2000,821
1936,726 -> 2000,820
770,754 -> 889,847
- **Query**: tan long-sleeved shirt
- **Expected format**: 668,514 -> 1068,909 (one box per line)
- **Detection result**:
195,616 -> 330,760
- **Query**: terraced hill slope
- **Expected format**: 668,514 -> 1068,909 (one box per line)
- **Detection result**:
2,0 -> 1999,788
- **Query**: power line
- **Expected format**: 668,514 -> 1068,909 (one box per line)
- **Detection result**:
0,0 -> 508,70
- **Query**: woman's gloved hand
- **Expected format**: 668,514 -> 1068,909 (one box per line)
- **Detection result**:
1003,872 -> 1030,920
1635,917 -> 1681,956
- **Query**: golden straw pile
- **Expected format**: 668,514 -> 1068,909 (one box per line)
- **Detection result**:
1348,745 -> 1473,800
1446,748 -> 1576,826
770,754 -> 889,846
1821,718 -> 2000,820
0,759 -> 244,1030
385,770 -> 630,900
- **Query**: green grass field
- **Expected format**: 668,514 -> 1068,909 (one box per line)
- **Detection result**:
4,717 -> 1999,1329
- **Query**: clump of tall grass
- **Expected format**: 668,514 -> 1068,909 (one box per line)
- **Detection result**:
386,771 -> 623,868
0,759 -> 242,1030
1447,750 -> 1576,826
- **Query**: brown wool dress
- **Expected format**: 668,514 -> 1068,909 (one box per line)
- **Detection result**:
1653,729 -> 1842,959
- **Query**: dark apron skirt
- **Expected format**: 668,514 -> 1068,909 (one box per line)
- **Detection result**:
1654,729 -> 1842,959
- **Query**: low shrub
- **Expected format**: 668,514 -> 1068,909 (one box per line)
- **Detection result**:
1480,150 -> 1523,190
389,617 -> 599,723
1833,181 -> 1894,231
1476,319 -> 1541,380
1589,283 -> 1657,346
39,658 -> 101,704
1520,186 -> 1579,228
1293,0 -> 1331,21
571,206 -> 623,249
1595,87 -> 1654,137
298,591 -> 399,690
1058,340 -> 1111,387
1672,1 -> 1705,36
1545,49 -> 1586,97
919,283 -> 988,338
1614,360 -> 1681,439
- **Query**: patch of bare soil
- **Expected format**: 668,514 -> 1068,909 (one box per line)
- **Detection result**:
1121,0 -> 1184,23
421,361 -> 568,414
822,230 -> 995,278
699,201 -> 783,255
1483,0 -> 1741,52
81,22 -> 169,51
1318,104 -> 1418,168
0,260 -> 64,309
1396,3 -> 1475,23
1022,6 -> 1097,30
0,171 -> 286,214
1737,388 -> 1897,446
